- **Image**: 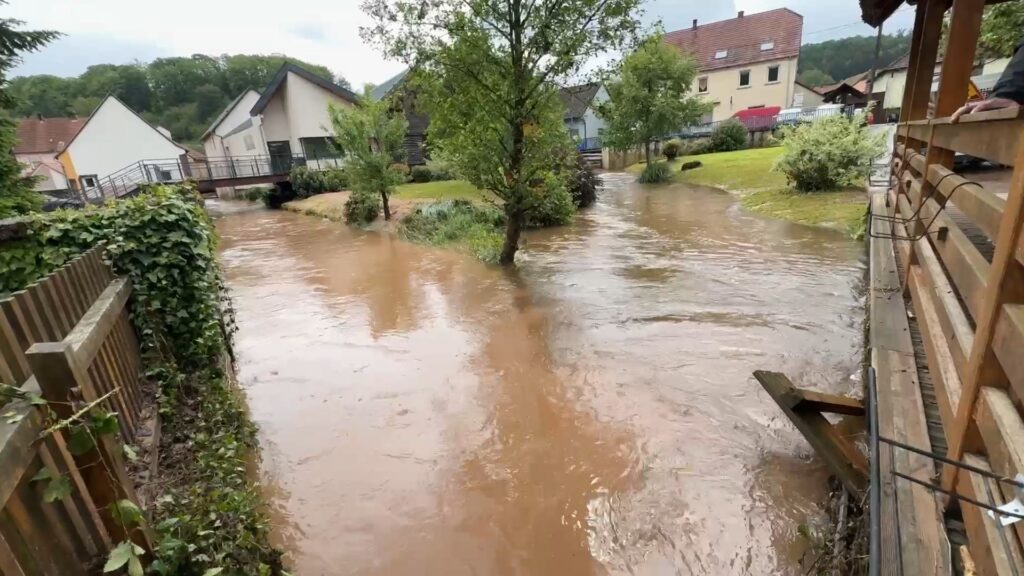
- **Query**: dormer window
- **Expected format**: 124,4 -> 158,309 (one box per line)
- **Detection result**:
714,50 -> 728,59
760,41 -> 775,51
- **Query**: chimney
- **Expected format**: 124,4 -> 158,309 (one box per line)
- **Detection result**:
737,10 -> 744,17
692,18 -> 697,29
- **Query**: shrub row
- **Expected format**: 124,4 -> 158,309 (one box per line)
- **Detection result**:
290,166 -> 348,198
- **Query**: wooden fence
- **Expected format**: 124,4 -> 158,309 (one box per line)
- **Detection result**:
0,248 -> 151,575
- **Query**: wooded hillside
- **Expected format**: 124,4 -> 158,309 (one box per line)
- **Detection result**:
797,32 -> 912,87
9,54 -> 347,146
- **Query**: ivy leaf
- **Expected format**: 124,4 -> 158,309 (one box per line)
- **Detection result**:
128,555 -> 144,576
123,444 -> 138,461
104,541 -> 133,572
3,410 -> 23,424
43,475 -> 72,502
31,467 -> 52,482
27,393 -> 47,406
111,499 -> 144,527
202,568 -> 224,576
89,410 -> 120,437
67,427 -> 95,455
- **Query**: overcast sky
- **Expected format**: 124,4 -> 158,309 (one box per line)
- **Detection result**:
8,0 -> 916,87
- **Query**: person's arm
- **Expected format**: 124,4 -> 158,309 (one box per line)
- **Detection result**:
951,40 -> 1024,122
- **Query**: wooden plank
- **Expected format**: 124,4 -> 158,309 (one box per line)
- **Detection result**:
64,278 -> 130,369
24,284 -> 61,342
932,118 -> 1024,167
4,481 -> 84,575
904,148 -> 1006,241
22,457 -> 91,567
993,305 -> 1024,400
935,0 -> 985,118
0,521 -> 26,576
0,305 -> 29,386
754,371 -> 866,493
943,134 -> 1024,493
792,389 -> 864,416
0,391 -> 43,507
109,315 -> 141,417
8,292 -> 45,346
908,266 -> 964,431
959,453 -> 1024,576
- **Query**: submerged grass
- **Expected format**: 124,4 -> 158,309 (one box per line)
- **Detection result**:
398,199 -> 505,263
626,147 -> 866,237
394,180 -> 484,201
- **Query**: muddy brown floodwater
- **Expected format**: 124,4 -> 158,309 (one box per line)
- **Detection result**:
212,173 -> 865,576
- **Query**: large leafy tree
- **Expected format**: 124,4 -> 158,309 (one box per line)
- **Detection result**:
328,91 -> 407,220
0,3 -> 59,217
598,34 -> 708,166
979,1 -> 1024,58
362,0 -> 643,265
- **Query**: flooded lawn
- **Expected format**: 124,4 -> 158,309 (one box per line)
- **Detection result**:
213,173 -> 865,575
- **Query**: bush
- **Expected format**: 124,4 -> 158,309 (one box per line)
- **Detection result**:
344,188 -> 381,224
321,168 -> 348,191
242,186 -> 271,201
638,161 -> 673,183
707,118 -> 748,152
390,163 -> 411,181
773,114 -> 886,192
0,188 -> 44,219
567,154 -> 599,209
399,199 -> 505,263
262,182 -> 296,208
425,158 -> 458,181
525,175 -> 575,227
289,166 -> 348,198
662,138 -> 684,160
410,165 -> 432,183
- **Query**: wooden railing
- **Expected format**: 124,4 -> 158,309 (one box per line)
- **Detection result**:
0,248 -> 151,575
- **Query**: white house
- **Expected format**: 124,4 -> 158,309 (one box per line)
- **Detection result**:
57,95 -> 187,193
202,89 -> 265,160
249,63 -> 359,171
559,83 -> 608,150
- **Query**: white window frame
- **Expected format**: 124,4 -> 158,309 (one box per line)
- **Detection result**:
714,49 -> 728,59
760,41 -> 775,51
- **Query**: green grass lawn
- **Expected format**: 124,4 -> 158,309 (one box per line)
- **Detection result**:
626,147 -> 866,237
394,180 -> 483,201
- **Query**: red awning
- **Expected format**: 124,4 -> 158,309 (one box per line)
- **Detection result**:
732,106 -> 781,130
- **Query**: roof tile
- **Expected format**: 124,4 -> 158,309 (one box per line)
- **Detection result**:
664,8 -> 803,73
14,117 -> 84,155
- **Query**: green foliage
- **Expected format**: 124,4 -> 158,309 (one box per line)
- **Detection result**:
567,154 -> 599,209
707,119 -> 748,153
398,199 -> 505,263
10,54 -> 346,144
343,189 -> 381,224
797,32 -> 911,84
365,0 -> 641,263
425,157 -> 458,181
525,175 -> 574,227
328,90 -> 407,219
773,114 -> 886,192
0,12 -> 60,109
290,166 -> 348,198
638,161 -> 672,184
599,34 -> 709,162
979,1 -> 1024,58
796,68 -> 834,88
410,165 -> 432,183
662,138 -> 683,160
242,186 -> 272,201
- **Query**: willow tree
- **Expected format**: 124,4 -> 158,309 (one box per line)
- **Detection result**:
328,91 -> 407,220
598,34 -> 708,168
361,0 -> 642,264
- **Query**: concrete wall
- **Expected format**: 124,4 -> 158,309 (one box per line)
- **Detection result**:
694,57 -> 798,121
792,83 -> 824,108
63,96 -> 183,182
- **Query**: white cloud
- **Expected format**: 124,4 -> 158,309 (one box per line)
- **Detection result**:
8,0 -> 407,86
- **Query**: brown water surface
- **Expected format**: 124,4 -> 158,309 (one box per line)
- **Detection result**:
212,174 -> 865,575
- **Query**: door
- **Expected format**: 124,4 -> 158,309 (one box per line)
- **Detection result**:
267,141 -> 292,174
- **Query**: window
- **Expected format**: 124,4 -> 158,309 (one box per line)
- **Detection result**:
767,65 -> 780,83
243,134 -> 256,151
739,70 -> 750,87
80,175 -> 98,189
698,76 -> 708,93
300,136 -> 342,160
760,41 -> 775,51
714,49 -> 728,59
567,127 -> 580,139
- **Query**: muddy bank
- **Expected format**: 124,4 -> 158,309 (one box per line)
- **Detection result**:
211,173 -> 865,575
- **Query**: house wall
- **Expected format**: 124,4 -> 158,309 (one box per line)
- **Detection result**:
693,57 -> 798,121
63,97 -> 183,182
792,83 -> 824,108
257,71 -> 354,170
880,62 -> 944,110
17,153 -> 69,191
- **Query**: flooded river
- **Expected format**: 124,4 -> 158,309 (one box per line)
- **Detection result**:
213,173 -> 865,575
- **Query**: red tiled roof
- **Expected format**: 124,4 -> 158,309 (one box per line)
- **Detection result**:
664,8 -> 803,73
14,117 -> 84,155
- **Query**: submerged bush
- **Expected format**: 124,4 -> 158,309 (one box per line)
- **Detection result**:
662,138 -> 684,160
525,176 -> 575,227
707,118 -> 748,152
568,154 -> 599,209
773,114 -> 886,192
344,188 -> 381,224
638,161 -> 673,183
399,199 -> 505,263
410,165 -> 432,183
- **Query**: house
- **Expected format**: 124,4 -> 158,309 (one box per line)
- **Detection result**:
665,8 -> 803,123
249,63 -> 359,172
792,80 -> 825,108
201,89 -> 264,160
57,95 -> 187,194
371,68 -> 429,165
559,83 -> 608,150
872,53 -> 943,118
816,71 -> 870,108
14,116 -> 84,192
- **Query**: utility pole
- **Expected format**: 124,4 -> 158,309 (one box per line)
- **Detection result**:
865,21 -> 885,120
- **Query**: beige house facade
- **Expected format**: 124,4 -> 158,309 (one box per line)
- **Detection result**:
665,9 -> 804,123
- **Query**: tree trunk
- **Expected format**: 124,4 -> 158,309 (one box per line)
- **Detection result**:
644,140 -> 652,165
498,212 -> 523,265
381,190 -> 391,220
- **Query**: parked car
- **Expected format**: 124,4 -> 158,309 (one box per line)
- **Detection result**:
800,104 -> 844,123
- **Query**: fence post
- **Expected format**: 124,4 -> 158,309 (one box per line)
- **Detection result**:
26,341 -> 154,552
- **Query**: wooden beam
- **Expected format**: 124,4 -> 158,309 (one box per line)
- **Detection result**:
63,278 -> 130,369
791,389 -> 865,416
754,370 -> 866,494
935,0 -> 985,118
903,0 -> 945,125
959,453 -> 1024,575
943,132 -> 1024,494
993,305 -> 1024,400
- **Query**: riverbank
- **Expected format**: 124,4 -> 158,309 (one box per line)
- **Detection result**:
282,180 -> 484,222
626,148 -> 866,238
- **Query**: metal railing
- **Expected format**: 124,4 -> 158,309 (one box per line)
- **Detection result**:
669,106 -> 859,140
